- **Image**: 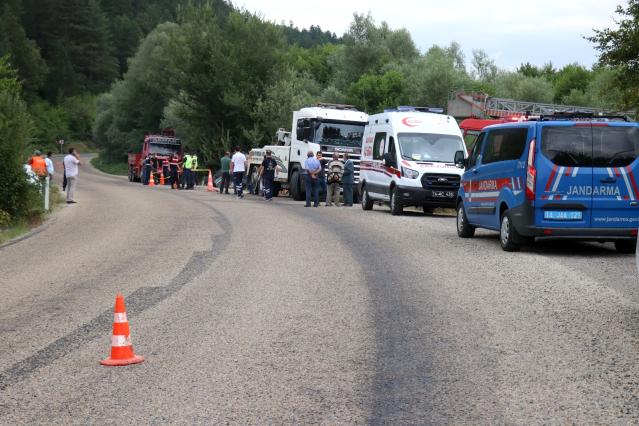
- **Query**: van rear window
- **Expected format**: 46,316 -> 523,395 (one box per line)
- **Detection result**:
541,127 -> 592,167
592,126 -> 639,167
541,125 -> 639,167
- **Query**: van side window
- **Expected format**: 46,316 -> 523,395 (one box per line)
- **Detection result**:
373,132 -> 387,160
467,132 -> 485,168
482,128 -> 528,164
388,136 -> 397,166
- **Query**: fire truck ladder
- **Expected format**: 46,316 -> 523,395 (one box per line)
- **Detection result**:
448,90 -> 626,119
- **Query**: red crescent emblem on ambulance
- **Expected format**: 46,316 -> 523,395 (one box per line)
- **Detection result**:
402,117 -> 422,127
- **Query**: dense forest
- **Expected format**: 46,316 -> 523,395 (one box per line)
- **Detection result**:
1,0 -> 638,224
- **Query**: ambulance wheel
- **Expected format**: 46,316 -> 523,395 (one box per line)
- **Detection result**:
500,210 -> 521,252
614,240 -> 636,254
361,187 -> 373,210
456,203 -> 475,238
390,187 -> 403,216
290,170 -> 303,201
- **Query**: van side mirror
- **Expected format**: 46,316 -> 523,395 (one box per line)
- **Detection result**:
454,150 -> 465,169
383,152 -> 395,168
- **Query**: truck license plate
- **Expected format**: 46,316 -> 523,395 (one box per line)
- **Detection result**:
433,191 -> 454,198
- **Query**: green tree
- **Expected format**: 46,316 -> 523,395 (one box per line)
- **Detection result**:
0,57 -> 41,223
347,70 -> 408,113
552,63 -> 592,103
0,0 -> 47,94
588,0 -> 639,108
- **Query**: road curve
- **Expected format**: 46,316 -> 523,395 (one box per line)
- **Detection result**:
0,160 -> 638,423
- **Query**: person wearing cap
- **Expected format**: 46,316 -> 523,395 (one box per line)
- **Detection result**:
259,150 -> 278,201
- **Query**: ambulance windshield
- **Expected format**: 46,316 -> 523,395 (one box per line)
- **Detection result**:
398,133 -> 465,163
312,120 -> 365,147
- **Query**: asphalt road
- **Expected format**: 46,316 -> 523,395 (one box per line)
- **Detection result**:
1,159 -> 638,424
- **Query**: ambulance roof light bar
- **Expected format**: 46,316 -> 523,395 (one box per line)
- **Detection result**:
385,106 -> 445,114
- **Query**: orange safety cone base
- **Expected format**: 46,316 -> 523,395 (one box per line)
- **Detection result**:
100,354 -> 144,366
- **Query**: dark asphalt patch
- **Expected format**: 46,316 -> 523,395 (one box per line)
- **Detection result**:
280,204 -> 436,424
0,201 -> 231,391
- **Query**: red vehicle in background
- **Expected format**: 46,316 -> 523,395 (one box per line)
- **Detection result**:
459,116 -> 526,148
127,129 -> 182,182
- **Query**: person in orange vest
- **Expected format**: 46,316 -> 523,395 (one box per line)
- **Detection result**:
29,150 -> 47,178
169,154 -> 180,189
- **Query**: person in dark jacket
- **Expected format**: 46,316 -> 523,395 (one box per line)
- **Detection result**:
342,153 -> 354,206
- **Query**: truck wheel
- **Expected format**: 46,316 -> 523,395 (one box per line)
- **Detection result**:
456,202 -> 475,238
290,170 -> 304,201
390,187 -> 403,216
614,240 -> 636,254
361,187 -> 373,211
128,167 -> 134,182
500,210 -> 521,252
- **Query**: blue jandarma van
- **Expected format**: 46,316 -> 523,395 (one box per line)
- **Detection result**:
455,113 -> 639,252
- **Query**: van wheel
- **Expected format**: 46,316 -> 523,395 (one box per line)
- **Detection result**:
390,187 -> 403,215
361,187 -> 373,210
500,210 -> 521,252
456,203 -> 475,238
614,240 -> 636,254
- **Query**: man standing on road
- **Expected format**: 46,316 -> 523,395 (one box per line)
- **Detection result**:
63,148 -> 80,204
220,152 -> 231,194
189,153 -> 198,189
169,154 -> 180,189
259,150 -> 278,201
342,153 -> 354,207
45,151 -> 54,183
326,152 -> 344,207
182,152 -> 192,190
231,146 -> 247,198
304,150 -> 321,207
316,151 -> 328,206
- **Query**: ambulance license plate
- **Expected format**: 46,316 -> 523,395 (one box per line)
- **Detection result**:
544,210 -> 582,220
432,191 -> 455,198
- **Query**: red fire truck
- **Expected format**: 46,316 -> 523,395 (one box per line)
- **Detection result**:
127,130 -> 182,183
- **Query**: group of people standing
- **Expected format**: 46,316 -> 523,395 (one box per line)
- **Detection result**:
141,152 -> 198,190
27,148 -> 81,204
218,146 -> 249,198
303,150 -> 354,208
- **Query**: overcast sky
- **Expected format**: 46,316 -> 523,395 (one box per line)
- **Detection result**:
235,0 -> 622,70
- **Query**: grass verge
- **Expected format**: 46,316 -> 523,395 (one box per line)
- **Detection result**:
91,156 -> 128,176
0,184 -> 66,245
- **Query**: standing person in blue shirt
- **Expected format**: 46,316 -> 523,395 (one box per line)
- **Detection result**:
259,150 -> 278,201
303,150 -> 321,207
342,153 -> 354,206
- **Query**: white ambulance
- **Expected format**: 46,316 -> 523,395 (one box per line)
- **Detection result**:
359,106 -> 467,215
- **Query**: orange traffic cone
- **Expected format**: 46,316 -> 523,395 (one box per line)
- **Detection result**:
148,171 -> 155,187
101,294 -> 144,366
207,170 -> 214,192
159,170 -> 165,186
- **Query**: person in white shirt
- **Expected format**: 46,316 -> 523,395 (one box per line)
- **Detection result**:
230,146 -> 247,198
63,148 -> 81,204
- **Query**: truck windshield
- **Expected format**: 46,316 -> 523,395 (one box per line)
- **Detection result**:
149,143 -> 180,156
312,120 -> 365,147
398,133 -> 465,163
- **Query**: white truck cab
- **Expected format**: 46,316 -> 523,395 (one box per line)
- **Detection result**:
359,106 -> 467,215
249,104 -> 368,201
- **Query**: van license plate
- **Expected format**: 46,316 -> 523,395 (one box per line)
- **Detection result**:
544,211 -> 582,220
433,191 -> 455,198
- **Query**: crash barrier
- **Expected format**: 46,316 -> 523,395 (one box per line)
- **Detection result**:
100,294 -> 144,366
